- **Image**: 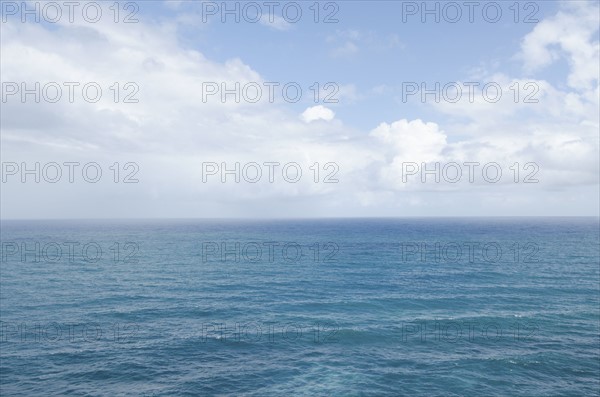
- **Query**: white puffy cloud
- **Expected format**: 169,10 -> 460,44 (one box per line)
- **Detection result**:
520,1 -> 599,90
422,1 -> 599,192
300,106 -> 335,123
370,119 -> 447,163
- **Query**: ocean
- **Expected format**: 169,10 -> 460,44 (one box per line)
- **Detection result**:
1,218 -> 599,396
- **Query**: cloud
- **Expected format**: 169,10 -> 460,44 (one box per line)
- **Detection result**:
259,14 -> 292,31
331,41 -> 359,57
519,1 -> 599,90
327,29 -> 402,58
370,119 -> 447,163
1,2 -> 598,218
164,0 -> 183,10
300,106 -> 336,123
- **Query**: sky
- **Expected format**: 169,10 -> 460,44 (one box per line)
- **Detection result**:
1,0 -> 599,218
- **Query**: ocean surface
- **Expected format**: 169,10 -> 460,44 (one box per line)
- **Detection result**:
1,218 -> 599,396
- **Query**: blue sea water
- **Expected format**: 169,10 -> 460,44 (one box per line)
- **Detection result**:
0,218 -> 599,396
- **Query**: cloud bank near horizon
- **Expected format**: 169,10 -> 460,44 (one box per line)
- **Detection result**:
1,1 -> 598,218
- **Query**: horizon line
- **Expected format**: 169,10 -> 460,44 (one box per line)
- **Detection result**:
1,215 -> 599,222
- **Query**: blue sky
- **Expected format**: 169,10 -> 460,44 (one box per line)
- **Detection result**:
1,1 -> 599,218
139,1 -> 563,128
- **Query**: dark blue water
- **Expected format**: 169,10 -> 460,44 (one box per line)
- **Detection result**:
1,218 -> 599,396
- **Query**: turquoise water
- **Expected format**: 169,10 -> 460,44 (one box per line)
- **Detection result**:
1,218 -> 599,396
